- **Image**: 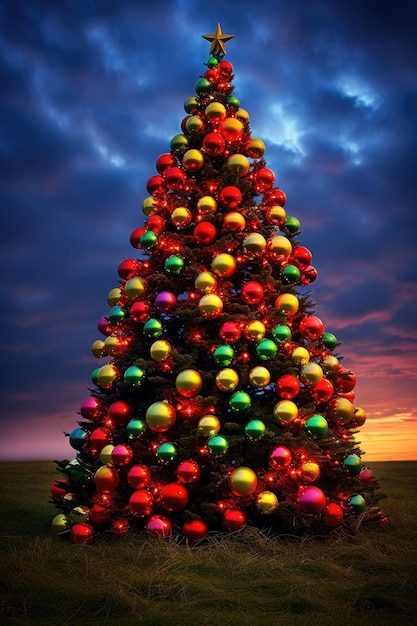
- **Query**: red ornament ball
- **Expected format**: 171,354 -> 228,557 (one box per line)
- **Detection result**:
292,245 -> 312,268
219,60 -> 233,77
299,315 -> 324,341
160,482 -> 189,512
130,301 -> 150,323
177,460 -> 201,484
269,445 -> 292,470
50,481 -> 67,499
145,515 -> 172,537
147,174 -> 164,195
130,227 -> 146,248
194,222 -> 217,245
221,508 -> 247,532
181,519 -> 208,541
263,188 -> 286,206
90,427 -> 111,453
334,368 -> 357,393
164,167 -> 186,190
118,258 -> 140,279
241,281 -> 264,305
107,401 -> 132,426
275,374 -> 300,400
310,378 -> 334,403
127,464 -> 151,489
298,486 -> 327,515
254,167 -> 275,193
111,444 -> 134,467
70,522 -> 94,544
202,132 -> 226,156
218,185 -> 242,209
219,321 -> 242,343
129,489 -> 154,517
146,215 -> 166,233
322,502 -> 344,527
156,153 -> 177,174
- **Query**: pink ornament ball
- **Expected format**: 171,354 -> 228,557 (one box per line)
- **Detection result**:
268,445 -> 292,470
298,486 -> 327,515
145,515 -> 172,538
80,397 -> 103,421
155,291 -> 176,312
111,444 -> 134,467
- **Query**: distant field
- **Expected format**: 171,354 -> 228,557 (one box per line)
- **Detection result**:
1,461 -> 416,625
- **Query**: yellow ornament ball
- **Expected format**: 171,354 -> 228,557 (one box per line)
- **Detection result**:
107,287 -> 122,307
150,340 -> 172,362
221,117 -> 244,141
353,406 -> 367,426
235,108 -> 249,122
227,154 -> 250,176
99,444 -> 115,465
51,513 -> 69,535
247,137 -> 265,158
322,355 -> 340,373
205,102 -> 227,120
91,340 -> 105,358
104,336 -> 120,355
142,196 -> 156,216
301,363 -> 324,385
198,294 -> 223,318
275,293 -> 299,315
97,364 -> 119,388
245,320 -> 266,341
175,369 -> 203,398
216,368 -> 239,392
332,397 -> 355,424
211,253 -> 236,277
146,401 -> 176,432
124,277 -> 147,299
197,196 -> 217,215
198,415 -> 221,437
269,235 -> 292,257
273,400 -> 299,424
171,206 -> 192,227
195,271 -> 217,293
292,347 -> 310,365
256,490 -> 279,514
249,366 -> 271,388
267,205 -> 287,225
183,149 -> 204,171
223,211 -> 246,232
229,466 -> 258,496
300,462 -> 321,483
243,233 -> 267,254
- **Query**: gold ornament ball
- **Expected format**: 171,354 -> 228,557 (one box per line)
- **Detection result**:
221,117 -> 244,141
171,207 -> 192,227
249,366 -> 271,388
142,196 -> 156,216
104,336 -> 119,355
97,364 -> 119,388
211,253 -> 236,277
332,397 -> 355,424
91,340 -> 105,358
198,294 -> 223,318
175,369 -> 203,397
275,293 -> 299,315
223,211 -> 246,231
229,467 -> 258,497
273,400 -> 299,424
267,205 -> 287,225
322,355 -> 340,373
292,347 -> 310,365
247,137 -> 265,158
150,340 -> 172,362
195,271 -> 217,293
205,102 -> 227,120
300,461 -> 321,483
245,320 -> 266,341
353,406 -> 367,426
99,444 -> 115,464
183,149 -> 204,171
185,115 -> 205,134
124,277 -> 147,299
269,234 -> 292,257
243,233 -> 267,253
301,363 -> 324,385
146,401 -> 176,432
197,195 -> 217,215
198,415 -> 221,437
227,154 -> 250,176
216,368 -> 239,392
107,287 -> 122,307
235,108 -> 249,122
256,491 -> 279,514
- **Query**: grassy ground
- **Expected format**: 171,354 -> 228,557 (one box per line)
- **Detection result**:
0,461 -> 416,625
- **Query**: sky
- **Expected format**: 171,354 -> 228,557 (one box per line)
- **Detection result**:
1,0 -> 416,463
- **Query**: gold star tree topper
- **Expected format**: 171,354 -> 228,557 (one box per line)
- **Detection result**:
202,23 -> 234,57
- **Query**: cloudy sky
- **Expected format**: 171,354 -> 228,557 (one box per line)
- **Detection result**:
1,0 -> 416,463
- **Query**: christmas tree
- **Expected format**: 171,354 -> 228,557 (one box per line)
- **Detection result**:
51,25 -> 386,543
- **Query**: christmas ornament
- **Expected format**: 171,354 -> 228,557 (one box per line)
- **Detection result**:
256,491 -> 279,514
51,514 -> 69,535
197,195 -> 217,215
229,467 -> 258,496
272,324 -> 292,343
108,401 -> 132,426
195,271 -> 217,293
207,435 -> 229,454
218,186 -> 242,209
213,344 -> 235,366
223,211 -> 246,231
171,207 -> 192,227
227,154 -> 250,175
126,419 -> 146,438
241,281 -> 264,305
300,462 -> 320,483
256,338 -> 277,360
198,294 -> 223,317
229,391 -> 251,412
219,321 -> 242,343
273,400 -> 298,424
124,365 -> 145,387
198,415 -> 221,437
154,291 -> 177,312
216,368 -> 239,391
244,419 -> 266,439
268,446 -> 292,470
304,415 -> 329,438
211,253 -> 236,277
177,460 -> 201,483
143,318 -> 163,338
70,523 -> 94,544
343,454 -> 362,476
275,293 -> 299,315
182,519 -> 208,541
156,442 -> 177,462
244,320 -> 266,341
275,374 -> 300,400
249,366 -> 270,387
146,401 -> 176,432
194,221 -> 217,244
322,503 -> 344,527
297,486 -> 327,515
161,483 -> 189,512
127,465 -> 151,489
94,465 -> 120,493
129,490 -> 154,517
175,369 -> 203,397
243,233 -> 266,254
111,444 -> 134,467
150,340 -> 172,362
222,508 -> 247,532
349,495 -> 367,514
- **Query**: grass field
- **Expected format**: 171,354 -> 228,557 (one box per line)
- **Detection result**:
0,461 -> 416,625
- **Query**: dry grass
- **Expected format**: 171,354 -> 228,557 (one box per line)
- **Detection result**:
1,461 -> 416,625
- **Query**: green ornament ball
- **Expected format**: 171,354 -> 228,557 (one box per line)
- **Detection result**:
140,231 -> 158,250
207,57 -> 219,67
207,435 -> 229,455
164,255 -> 184,275
272,324 -> 292,343
229,391 -> 251,412
304,415 -> 329,438
91,367 -> 100,385
170,134 -> 189,152
281,264 -> 301,285
349,494 -> 367,514
213,344 -> 235,367
226,95 -> 240,108
108,305 -> 125,324
322,332 -> 338,350
344,454 -> 362,476
143,318 -> 163,338
285,216 -> 301,233
195,78 -> 212,95
256,339 -> 277,360
245,419 -> 266,440
126,418 -> 146,438
156,442 -> 177,462
124,365 -> 145,387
